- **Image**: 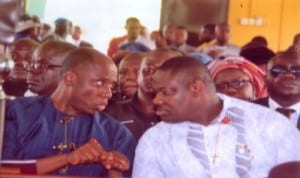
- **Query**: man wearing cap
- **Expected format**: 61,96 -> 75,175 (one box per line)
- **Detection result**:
15,19 -> 41,41
43,18 -> 71,42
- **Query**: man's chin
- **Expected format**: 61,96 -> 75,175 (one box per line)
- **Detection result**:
146,91 -> 156,97
273,91 -> 300,100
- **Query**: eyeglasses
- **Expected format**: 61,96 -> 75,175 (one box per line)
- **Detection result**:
24,61 -> 62,73
215,80 -> 251,91
270,65 -> 300,78
11,52 -> 32,62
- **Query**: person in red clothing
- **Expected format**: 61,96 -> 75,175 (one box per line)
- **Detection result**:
107,35 -> 127,58
107,17 -> 155,61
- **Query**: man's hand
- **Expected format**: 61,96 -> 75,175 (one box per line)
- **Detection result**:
67,139 -> 105,165
100,151 -> 130,171
66,139 -> 130,171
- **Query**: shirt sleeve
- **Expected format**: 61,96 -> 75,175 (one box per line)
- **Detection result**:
271,116 -> 300,163
2,100 -> 18,159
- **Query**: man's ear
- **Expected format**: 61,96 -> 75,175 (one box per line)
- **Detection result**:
190,79 -> 204,95
63,71 -> 76,86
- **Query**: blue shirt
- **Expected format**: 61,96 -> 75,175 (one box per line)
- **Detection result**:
3,96 -> 136,177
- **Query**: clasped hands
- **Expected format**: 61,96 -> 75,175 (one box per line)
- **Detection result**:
66,139 -> 129,171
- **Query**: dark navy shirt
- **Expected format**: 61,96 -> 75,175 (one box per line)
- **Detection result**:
3,96 -> 136,177
105,94 -> 160,141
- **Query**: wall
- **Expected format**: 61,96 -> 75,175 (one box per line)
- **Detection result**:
228,0 -> 300,52
26,0 -> 47,19
26,0 -> 300,52
26,0 -> 161,53
160,0 -> 229,32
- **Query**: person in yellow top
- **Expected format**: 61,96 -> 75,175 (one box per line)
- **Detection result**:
196,24 -> 216,51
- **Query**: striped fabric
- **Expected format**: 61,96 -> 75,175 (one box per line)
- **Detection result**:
226,107 -> 252,178
187,124 -> 212,178
187,107 -> 253,177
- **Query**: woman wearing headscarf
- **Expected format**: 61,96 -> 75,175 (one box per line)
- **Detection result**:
208,56 -> 267,101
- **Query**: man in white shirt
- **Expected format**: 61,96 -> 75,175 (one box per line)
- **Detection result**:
255,50 -> 300,129
170,26 -> 195,54
202,22 -> 240,59
132,56 -> 300,178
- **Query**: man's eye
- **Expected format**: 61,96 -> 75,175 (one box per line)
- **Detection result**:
119,70 -> 127,75
95,81 -> 104,87
143,67 -> 155,74
162,89 -> 174,96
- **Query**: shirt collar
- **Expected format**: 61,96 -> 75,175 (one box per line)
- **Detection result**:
119,35 -> 143,46
268,97 -> 300,116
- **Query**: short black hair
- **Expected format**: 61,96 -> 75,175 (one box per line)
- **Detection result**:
125,17 -> 140,26
156,56 -> 214,88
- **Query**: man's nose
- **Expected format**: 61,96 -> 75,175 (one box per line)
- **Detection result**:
282,72 -> 297,79
126,71 -> 137,80
102,86 -> 113,99
153,95 -> 163,105
223,85 -> 238,94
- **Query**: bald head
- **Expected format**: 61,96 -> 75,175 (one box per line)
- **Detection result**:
61,47 -> 115,75
53,48 -> 117,115
35,40 -> 76,61
11,38 -> 40,51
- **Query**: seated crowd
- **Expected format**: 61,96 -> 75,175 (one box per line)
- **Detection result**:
1,14 -> 300,178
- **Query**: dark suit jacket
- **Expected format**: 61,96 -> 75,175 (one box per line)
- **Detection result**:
254,97 -> 300,130
253,97 -> 269,107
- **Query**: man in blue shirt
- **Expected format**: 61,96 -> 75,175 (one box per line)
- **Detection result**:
3,47 -> 136,177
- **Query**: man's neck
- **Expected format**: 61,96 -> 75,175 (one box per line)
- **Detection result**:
216,40 -> 227,46
127,36 -> 138,42
136,89 -> 156,116
51,87 -> 79,116
191,95 -> 223,126
175,43 -> 185,48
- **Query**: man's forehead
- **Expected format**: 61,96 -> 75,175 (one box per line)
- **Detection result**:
274,56 -> 300,65
96,60 -> 117,74
120,57 -> 141,66
152,71 -> 166,87
33,48 -> 58,62
76,61 -> 117,77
